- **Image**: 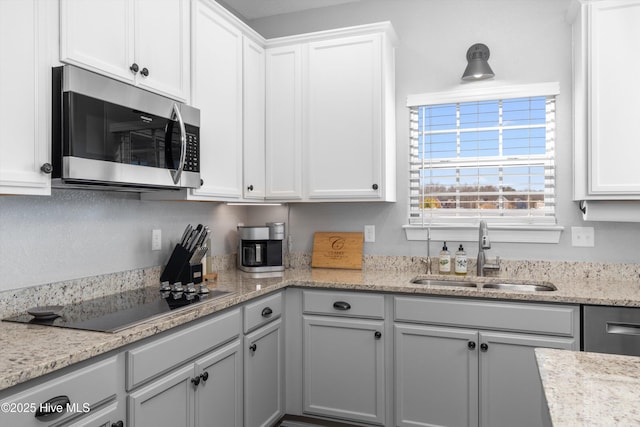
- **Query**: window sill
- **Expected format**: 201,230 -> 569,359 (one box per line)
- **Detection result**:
403,224 -> 564,244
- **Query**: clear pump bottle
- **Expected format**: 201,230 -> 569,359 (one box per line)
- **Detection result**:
455,244 -> 467,276
439,242 -> 451,274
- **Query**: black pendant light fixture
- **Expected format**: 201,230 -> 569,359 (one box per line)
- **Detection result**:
461,43 -> 495,81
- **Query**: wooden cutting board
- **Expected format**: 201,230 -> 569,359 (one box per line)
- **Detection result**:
311,232 -> 364,270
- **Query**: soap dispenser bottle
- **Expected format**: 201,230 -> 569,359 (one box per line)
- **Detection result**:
455,244 -> 467,276
439,242 -> 451,274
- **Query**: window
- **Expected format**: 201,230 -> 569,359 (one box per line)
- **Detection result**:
408,84 -> 558,229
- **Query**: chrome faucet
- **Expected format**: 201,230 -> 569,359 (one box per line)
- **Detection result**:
477,220 -> 500,276
422,227 -> 432,274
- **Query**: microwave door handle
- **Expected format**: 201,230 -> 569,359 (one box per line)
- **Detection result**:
169,103 -> 187,185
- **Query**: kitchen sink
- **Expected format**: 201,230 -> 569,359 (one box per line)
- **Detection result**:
482,282 -> 556,292
410,278 -> 478,288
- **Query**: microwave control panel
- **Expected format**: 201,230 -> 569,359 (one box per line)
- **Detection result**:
185,132 -> 199,173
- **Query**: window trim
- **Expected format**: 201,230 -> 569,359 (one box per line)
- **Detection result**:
405,82 -> 563,244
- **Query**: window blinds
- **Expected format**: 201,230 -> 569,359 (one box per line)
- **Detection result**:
409,95 -> 556,226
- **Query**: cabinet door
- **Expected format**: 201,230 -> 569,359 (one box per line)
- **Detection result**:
128,364 -> 194,427
60,0 -> 135,83
135,0 -> 190,101
303,316 -> 385,425
583,1 -> 640,197
305,35 -> 383,200
0,0 -> 51,195
244,319 -> 284,427
190,0 -> 243,199
265,45 -> 303,200
64,401 -> 125,427
478,332 -> 575,427
395,324 -> 478,427
243,37 -> 266,200
195,340 -> 243,427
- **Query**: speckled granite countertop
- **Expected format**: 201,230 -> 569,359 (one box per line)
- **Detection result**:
536,348 -> 640,426
2,266 -> 640,394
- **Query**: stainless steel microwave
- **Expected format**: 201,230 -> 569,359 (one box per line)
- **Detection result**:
51,65 -> 201,191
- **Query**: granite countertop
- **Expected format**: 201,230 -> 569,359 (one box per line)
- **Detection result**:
536,348 -> 640,426
2,267 -> 640,394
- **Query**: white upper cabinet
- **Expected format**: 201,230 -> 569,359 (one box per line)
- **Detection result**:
190,0 -> 244,200
60,0 -> 190,101
243,38 -> 267,200
265,45 -> 304,200
265,22 -> 397,202
0,0 -> 54,196
305,31 -> 396,201
572,0 -> 640,199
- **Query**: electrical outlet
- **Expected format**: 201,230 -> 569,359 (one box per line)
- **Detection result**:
364,225 -> 375,242
152,229 -> 162,251
571,226 -> 595,247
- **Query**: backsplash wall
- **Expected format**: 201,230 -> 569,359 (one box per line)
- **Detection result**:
0,189 -> 246,291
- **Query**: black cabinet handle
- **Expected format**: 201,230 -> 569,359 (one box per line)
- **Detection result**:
247,185 -> 254,191
480,343 -> 489,352
374,331 -> 382,339
130,63 -> 139,73
35,395 -> 70,421
141,67 -> 149,77
112,422 -> 124,427
191,376 -> 201,386
468,341 -> 476,350
261,307 -> 273,317
372,184 -> 379,190
249,343 -> 257,352
200,371 -> 209,382
40,163 -> 53,174
333,301 -> 351,311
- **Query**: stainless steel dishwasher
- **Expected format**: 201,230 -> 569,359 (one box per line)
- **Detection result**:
583,305 -> 640,355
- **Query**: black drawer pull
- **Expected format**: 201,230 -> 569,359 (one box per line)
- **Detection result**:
249,343 -> 257,352
261,307 -> 273,317
35,395 -> 70,421
374,331 -> 382,339
480,343 -> 489,351
333,301 -> 351,311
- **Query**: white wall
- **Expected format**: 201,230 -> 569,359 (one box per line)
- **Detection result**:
0,190 -> 246,291
247,0 -> 640,264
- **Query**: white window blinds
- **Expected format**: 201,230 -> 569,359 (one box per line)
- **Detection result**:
409,90 -> 557,227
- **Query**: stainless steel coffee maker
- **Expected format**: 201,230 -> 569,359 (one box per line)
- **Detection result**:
237,222 -> 285,273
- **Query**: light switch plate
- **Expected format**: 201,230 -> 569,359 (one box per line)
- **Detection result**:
364,225 -> 375,242
571,226 -> 594,247
152,229 -> 162,251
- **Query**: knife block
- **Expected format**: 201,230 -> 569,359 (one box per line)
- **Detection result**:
160,244 -> 203,284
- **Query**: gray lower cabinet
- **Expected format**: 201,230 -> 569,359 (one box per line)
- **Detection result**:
302,315 -> 386,425
0,354 -> 124,427
394,296 -> 579,427
127,339 -> 243,427
478,331 -> 573,427
126,308 -> 242,427
300,290 -> 386,426
395,324 -> 479,427
244,318 -> 284,427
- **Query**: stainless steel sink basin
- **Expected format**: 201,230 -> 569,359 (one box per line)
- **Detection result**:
482,282 -> 556,292
410,278 -> 477,288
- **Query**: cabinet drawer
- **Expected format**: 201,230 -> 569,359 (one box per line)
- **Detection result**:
0,355 -> 120,427
244,291 -> 283,333
127,308 -> 240,390
303,290 -> 384,319
394,296 -> 578,337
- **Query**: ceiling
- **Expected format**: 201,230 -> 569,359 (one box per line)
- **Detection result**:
220,0 -> 364,20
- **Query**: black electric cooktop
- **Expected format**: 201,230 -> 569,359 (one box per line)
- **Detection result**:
3,284 -> 230,333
